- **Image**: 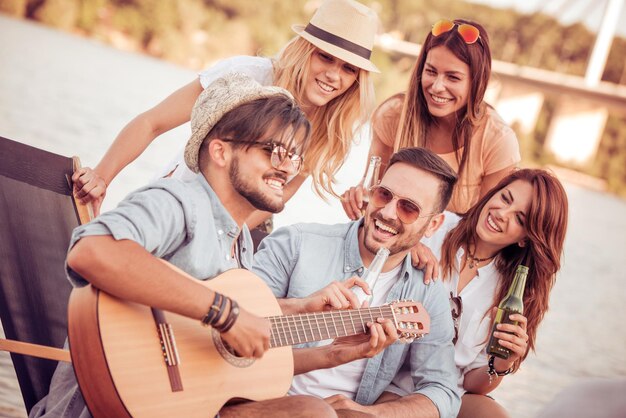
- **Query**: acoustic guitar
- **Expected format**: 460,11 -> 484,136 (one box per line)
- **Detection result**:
68,267 -> 429,417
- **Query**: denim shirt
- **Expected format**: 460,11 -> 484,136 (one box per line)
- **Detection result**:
252,220 -> 461,418
31,173 -> 252,418
68,173 -> 252,286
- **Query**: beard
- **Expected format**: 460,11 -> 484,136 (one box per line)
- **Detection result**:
362,213 -> 429,256
229,156 -> 285,214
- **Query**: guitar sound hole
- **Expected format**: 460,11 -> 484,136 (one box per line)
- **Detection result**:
221,339 -> 238,357
211,329 -> 255,368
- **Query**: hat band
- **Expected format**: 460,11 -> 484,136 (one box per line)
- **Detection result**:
304,23 -> 372,60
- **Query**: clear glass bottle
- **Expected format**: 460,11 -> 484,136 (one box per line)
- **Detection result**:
352,247 -> 390,306
487,264 -> 529,359
361,155 -> 381,207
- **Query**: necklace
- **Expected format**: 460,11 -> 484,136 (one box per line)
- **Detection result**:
466,248 -> 496,269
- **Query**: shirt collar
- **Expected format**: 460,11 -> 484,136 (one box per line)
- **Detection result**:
343,220 -> 364,274
194,173 -> 250,248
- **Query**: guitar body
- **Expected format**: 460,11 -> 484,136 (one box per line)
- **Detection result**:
68,269 -> 293,418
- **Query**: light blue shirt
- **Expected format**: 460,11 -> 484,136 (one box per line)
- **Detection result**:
68,173 -> 253,286
32,173 -> 252,418
252,220 -> 461,418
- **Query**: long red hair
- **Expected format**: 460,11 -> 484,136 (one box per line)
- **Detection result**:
441,169 -> 568,371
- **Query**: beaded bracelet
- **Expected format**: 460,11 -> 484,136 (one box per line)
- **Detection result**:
487,355 -> 513,383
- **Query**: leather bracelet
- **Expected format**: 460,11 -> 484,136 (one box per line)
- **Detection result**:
487,355 -> 513,377
212,293 -> 229,326
201,292 -> 222,327
215,299 -> 239,333
201,292 -> 228,327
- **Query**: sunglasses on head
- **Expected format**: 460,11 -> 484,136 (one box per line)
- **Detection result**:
449,292 -> 463,345
368,185 -> 435,224
221,139 -> 304,175
431,19 -> 480,45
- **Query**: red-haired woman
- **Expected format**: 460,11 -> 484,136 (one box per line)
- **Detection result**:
383,168 -> 568,418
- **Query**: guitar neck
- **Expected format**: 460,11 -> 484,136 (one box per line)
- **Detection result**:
267,306 -> 394,348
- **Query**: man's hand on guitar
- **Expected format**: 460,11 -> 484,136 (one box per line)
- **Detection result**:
220,307 -> 270,359
330,317 -> 398,364
299,276 -> 369,313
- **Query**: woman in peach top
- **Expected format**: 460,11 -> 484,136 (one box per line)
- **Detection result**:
342,19 -> 520,217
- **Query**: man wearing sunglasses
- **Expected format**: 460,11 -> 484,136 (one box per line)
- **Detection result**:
32,74 -> 347,418
252,147 -> 461,417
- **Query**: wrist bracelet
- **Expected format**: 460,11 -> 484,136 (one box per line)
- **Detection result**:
201,292 -> 227,327
215,299 -> 239,333
213,293 -> 229,325
487,355 -> 513,377
201,292 -> 221,327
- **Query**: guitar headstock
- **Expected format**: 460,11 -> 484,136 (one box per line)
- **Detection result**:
389,300 -> 430,342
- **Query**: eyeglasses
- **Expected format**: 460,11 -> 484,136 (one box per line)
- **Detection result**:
368,185 -> 435,224
221,139 -> 304,175
449,292 -> 463,345
431,19 -> 480,45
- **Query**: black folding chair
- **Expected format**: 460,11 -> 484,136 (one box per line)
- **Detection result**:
0,136 -> 91,413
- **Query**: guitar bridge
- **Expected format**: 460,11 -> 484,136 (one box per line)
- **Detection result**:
151,308 -> 183,392
157,322 -> 181,367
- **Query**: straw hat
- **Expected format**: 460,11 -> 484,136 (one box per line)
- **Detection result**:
292,0 -> 380,73
184,73 -> 294,173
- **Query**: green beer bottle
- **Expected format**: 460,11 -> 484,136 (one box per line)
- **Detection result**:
487,264 -> 529,359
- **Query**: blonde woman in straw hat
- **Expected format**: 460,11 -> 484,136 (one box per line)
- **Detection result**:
73,0 -> 380,226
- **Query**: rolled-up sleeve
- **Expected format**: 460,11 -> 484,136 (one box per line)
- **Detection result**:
66,186 -> 189,287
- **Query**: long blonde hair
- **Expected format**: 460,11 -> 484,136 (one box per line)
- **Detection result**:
273,37 -> 375,197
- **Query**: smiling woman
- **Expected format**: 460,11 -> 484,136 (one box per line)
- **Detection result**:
70,0 -> 379,232
343,18 -> 521,216
385,168 -> 569,418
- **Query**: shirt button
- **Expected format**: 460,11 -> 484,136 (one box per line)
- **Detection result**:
357,267 -> 364,274
218,230 -> 224,235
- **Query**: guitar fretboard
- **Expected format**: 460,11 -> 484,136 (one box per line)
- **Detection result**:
267,306 -> 394,348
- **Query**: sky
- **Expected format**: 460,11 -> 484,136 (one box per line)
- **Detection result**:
467,0 -> 626,38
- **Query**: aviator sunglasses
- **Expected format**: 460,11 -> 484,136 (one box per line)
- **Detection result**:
368,185 -> 436,224
449,292 -> 463,345
221,139 -> 304,175
431,19 -> 481,45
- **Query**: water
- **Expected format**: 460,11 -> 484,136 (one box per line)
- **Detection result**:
1,15 -> 625,418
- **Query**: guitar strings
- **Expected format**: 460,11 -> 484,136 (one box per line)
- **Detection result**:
267,306 -> 397,348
